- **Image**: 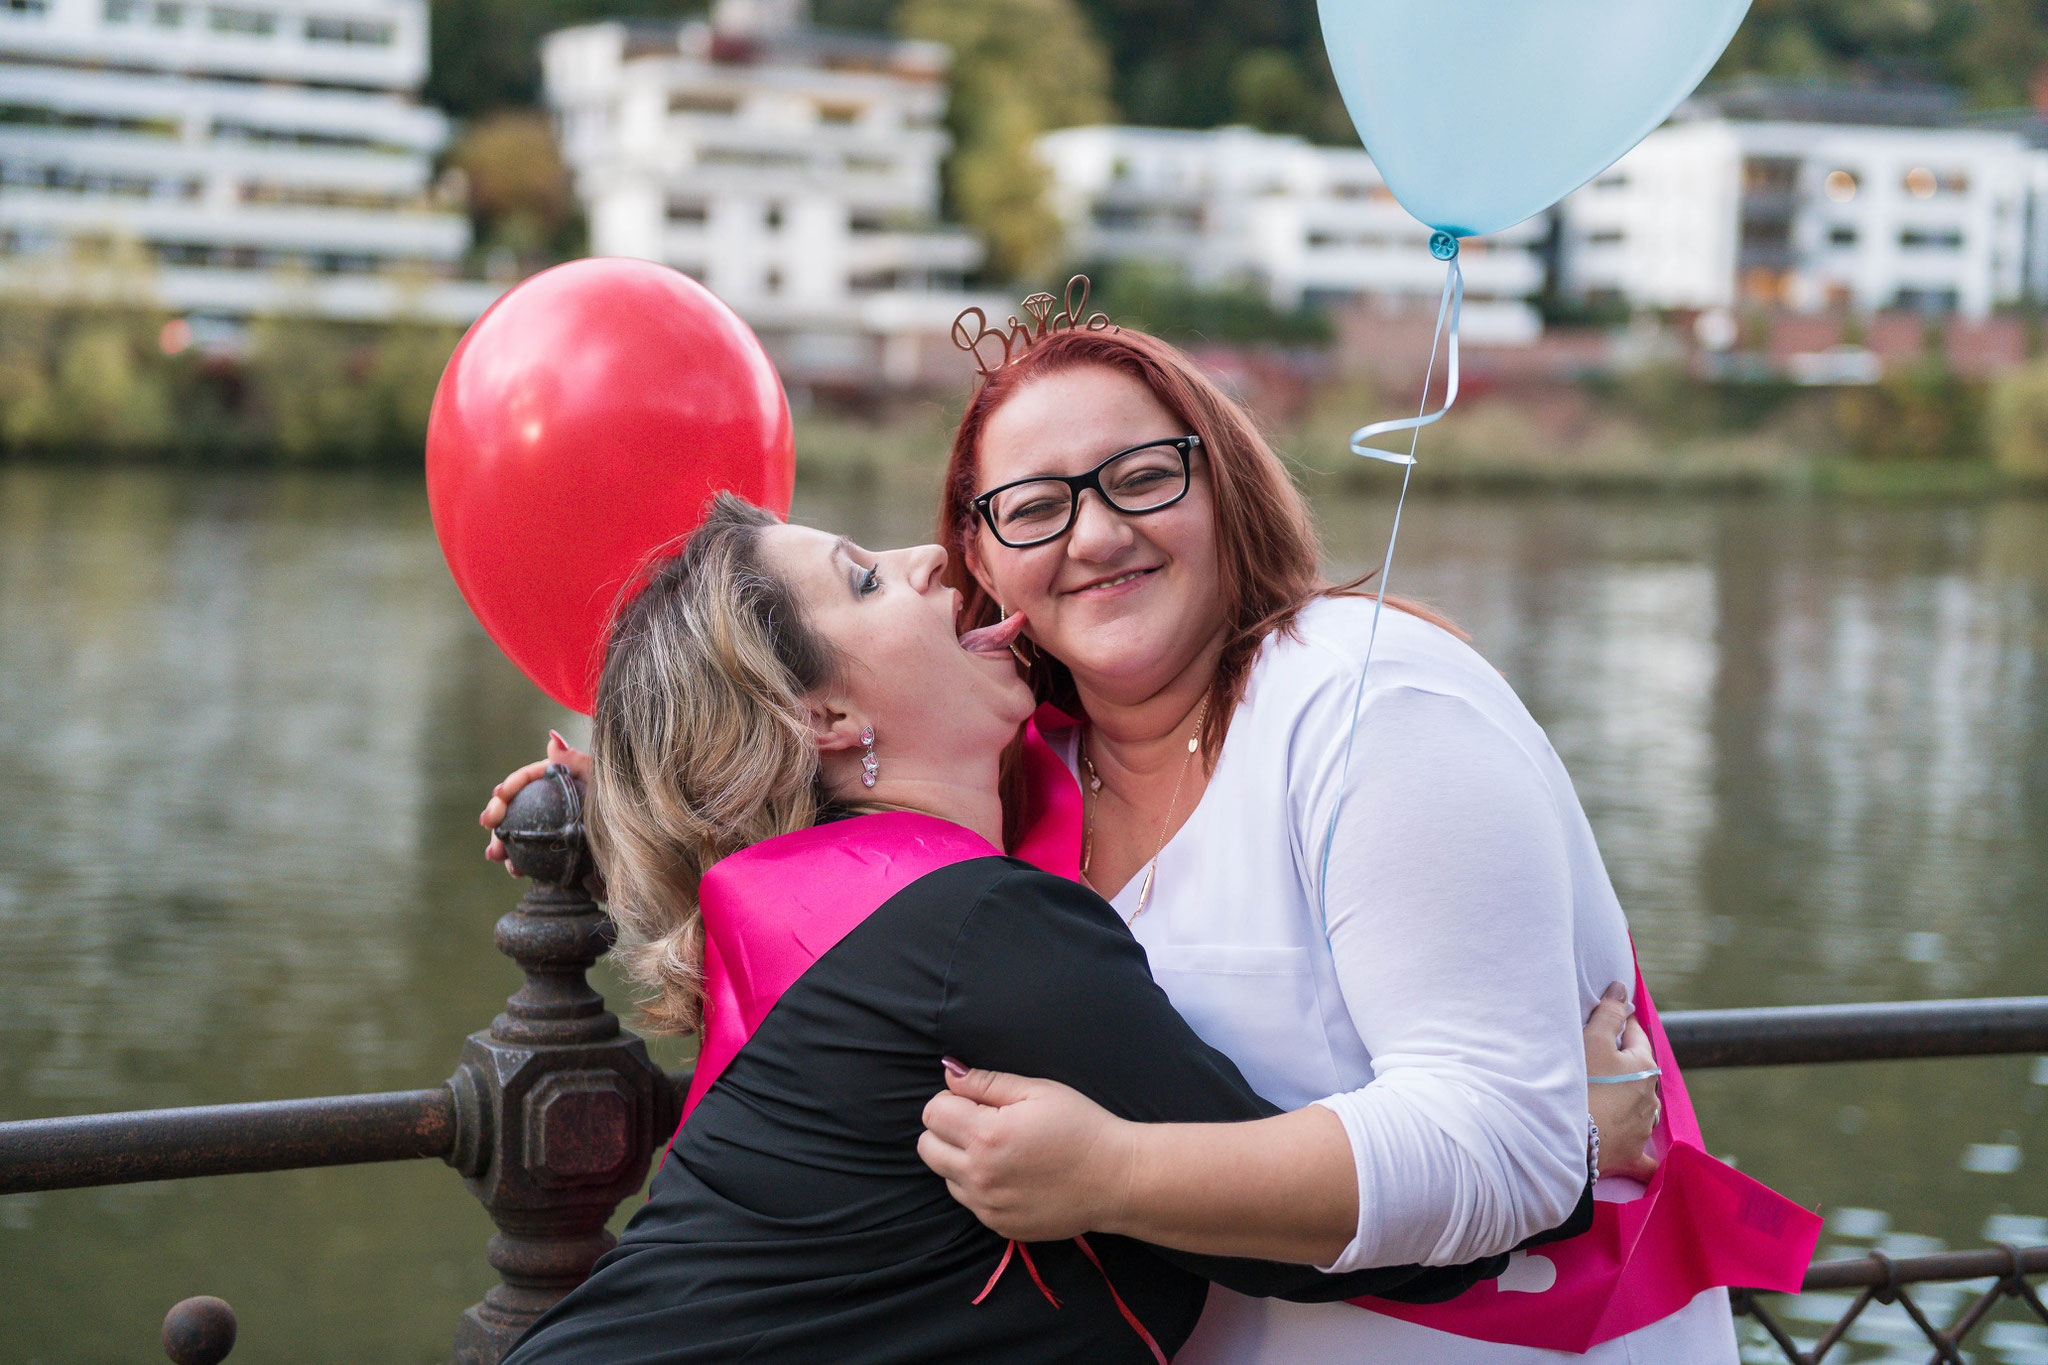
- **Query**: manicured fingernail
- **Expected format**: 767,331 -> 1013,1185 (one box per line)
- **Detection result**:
549,730 -> 567,748
942,1056 -> 968,1078
1603,982 -> 1628,1002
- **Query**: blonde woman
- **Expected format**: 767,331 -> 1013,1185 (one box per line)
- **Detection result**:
489,495 -> 1599,1365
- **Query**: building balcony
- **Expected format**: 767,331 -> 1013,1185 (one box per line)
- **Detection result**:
0,128 -> 436,195
639,161 -> 931,212
843,228 -> 976,274
636,56 -> 947,119
0,254 -> 500,322
1296,244 -> 1544,297
0,189 -> 468,258
0,0 -> 428,94
662,110 -> 946,160
1,64 -> 449,156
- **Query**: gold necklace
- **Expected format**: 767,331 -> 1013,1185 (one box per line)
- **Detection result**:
1081,695 -> 1211,922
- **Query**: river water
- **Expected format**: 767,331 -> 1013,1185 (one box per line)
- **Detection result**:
1,466 -> 2044,1363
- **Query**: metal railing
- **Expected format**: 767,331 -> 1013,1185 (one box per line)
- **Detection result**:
3,769 -> 2045,1363
1734,1244 -> 2048,1364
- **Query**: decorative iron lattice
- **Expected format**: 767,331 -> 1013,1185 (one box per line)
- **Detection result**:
1733,1244 -> 2048,1364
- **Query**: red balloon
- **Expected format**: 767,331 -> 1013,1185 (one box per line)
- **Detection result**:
427,259 -> 794,713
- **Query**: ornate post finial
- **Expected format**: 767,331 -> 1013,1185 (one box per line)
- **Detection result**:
447,766 -> 676,1365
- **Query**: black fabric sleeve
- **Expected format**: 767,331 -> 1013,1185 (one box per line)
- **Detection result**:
935,863 -> 1506,1304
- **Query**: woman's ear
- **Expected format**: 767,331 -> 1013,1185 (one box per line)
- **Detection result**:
962,536 -> 1000,606
804,697 -> 866,755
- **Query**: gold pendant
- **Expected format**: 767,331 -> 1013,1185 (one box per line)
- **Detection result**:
1132,862 -> 1156,921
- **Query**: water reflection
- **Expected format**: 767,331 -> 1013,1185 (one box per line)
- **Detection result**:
1,468 -> 2044,1361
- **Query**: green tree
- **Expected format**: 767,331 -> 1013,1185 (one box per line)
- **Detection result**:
447,109 -> 585,275
425,0 -> 698,118
1229,49 -> 1321,135
898,0 -> 1114,283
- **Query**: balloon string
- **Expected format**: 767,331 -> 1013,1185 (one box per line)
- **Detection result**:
1317,255 -> 1461,922
1346,256 -> 1462,462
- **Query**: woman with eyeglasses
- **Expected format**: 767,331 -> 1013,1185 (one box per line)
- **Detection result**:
486,316 -> 1807,1362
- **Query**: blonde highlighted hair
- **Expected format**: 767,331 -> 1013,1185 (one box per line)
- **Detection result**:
586,493 -> 841,1036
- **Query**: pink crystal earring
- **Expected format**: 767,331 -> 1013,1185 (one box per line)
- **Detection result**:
860,724 -> 878,788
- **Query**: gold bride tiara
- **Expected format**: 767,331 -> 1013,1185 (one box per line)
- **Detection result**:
951,275 -> 1116,379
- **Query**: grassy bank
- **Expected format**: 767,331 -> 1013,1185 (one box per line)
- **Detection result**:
6,302 -> 2048,498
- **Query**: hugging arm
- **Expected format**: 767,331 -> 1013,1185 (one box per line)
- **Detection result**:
1303,685 -> 1606,1272
929,866 -> 1513,1303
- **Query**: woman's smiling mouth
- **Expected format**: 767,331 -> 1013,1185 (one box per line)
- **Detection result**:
1067,567 -> 1159,598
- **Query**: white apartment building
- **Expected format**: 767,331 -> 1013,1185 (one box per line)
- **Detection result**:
543,0 -> 992,389
1557,88 -> 2043,320
0,0 -> 495,322
1035,124 -> 1549,345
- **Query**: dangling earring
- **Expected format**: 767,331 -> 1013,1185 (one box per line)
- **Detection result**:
859,724 -> 878,788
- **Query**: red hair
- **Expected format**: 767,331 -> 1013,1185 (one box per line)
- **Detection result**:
937,325 -> 1459,789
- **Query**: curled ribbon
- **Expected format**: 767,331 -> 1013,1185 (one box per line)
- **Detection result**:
1345,253 -> 1463,465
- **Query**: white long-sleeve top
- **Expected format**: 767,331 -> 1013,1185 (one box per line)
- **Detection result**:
1046,596 -> 1736,1363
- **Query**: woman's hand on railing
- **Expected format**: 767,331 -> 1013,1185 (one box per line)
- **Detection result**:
480,730 -> 592,875
1586,984 -> 1662,1182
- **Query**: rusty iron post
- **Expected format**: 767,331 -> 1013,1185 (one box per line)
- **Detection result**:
445,765 -> 678,1365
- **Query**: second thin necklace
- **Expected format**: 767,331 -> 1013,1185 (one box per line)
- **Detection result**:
1081,694 -> 1211,923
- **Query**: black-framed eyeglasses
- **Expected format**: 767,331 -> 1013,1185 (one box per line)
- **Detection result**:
971,436 -> 1200,549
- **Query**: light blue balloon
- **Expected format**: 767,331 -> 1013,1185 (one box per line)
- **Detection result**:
1318,0 -> 1751,238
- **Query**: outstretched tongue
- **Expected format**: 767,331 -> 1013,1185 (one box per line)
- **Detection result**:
958,611 -> 1026,656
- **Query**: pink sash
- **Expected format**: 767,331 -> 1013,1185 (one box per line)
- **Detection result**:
679,810 -> 1003,1125
676,712 -> 1087,1129
1018,702 -> 1819,1352
1357,962 -> 1819,1350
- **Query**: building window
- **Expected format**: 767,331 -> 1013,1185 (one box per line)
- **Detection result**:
1895,286 -> 1959,313
667,199 -> 707,225
670,92 -> 739,117
1899,227 -> 1963,250
1092,204 -> 1142,229
816,99 -> 862,125
844,154 -> 891,174
1593,171 -> 1629,190
1901,167 -> 1970,198
1828,225 -> 1858,247
3,0 -> 51,15
1586,229 -> 1624,246
209,5 -> 275,34
698,147 -> 807,170
1743,156 -> 1799,194
211,118 -> 388,152
305,15 -> 393,44
1824,169 -> 1857,202
764,202 -> 783,230
764,268 -> 783,294
1,102 -> 178,136
104,0 -> 140,20
152,1 -> 183,24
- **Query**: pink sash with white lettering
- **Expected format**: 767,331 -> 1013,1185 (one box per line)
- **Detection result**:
1358,963 -> 1820,1350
